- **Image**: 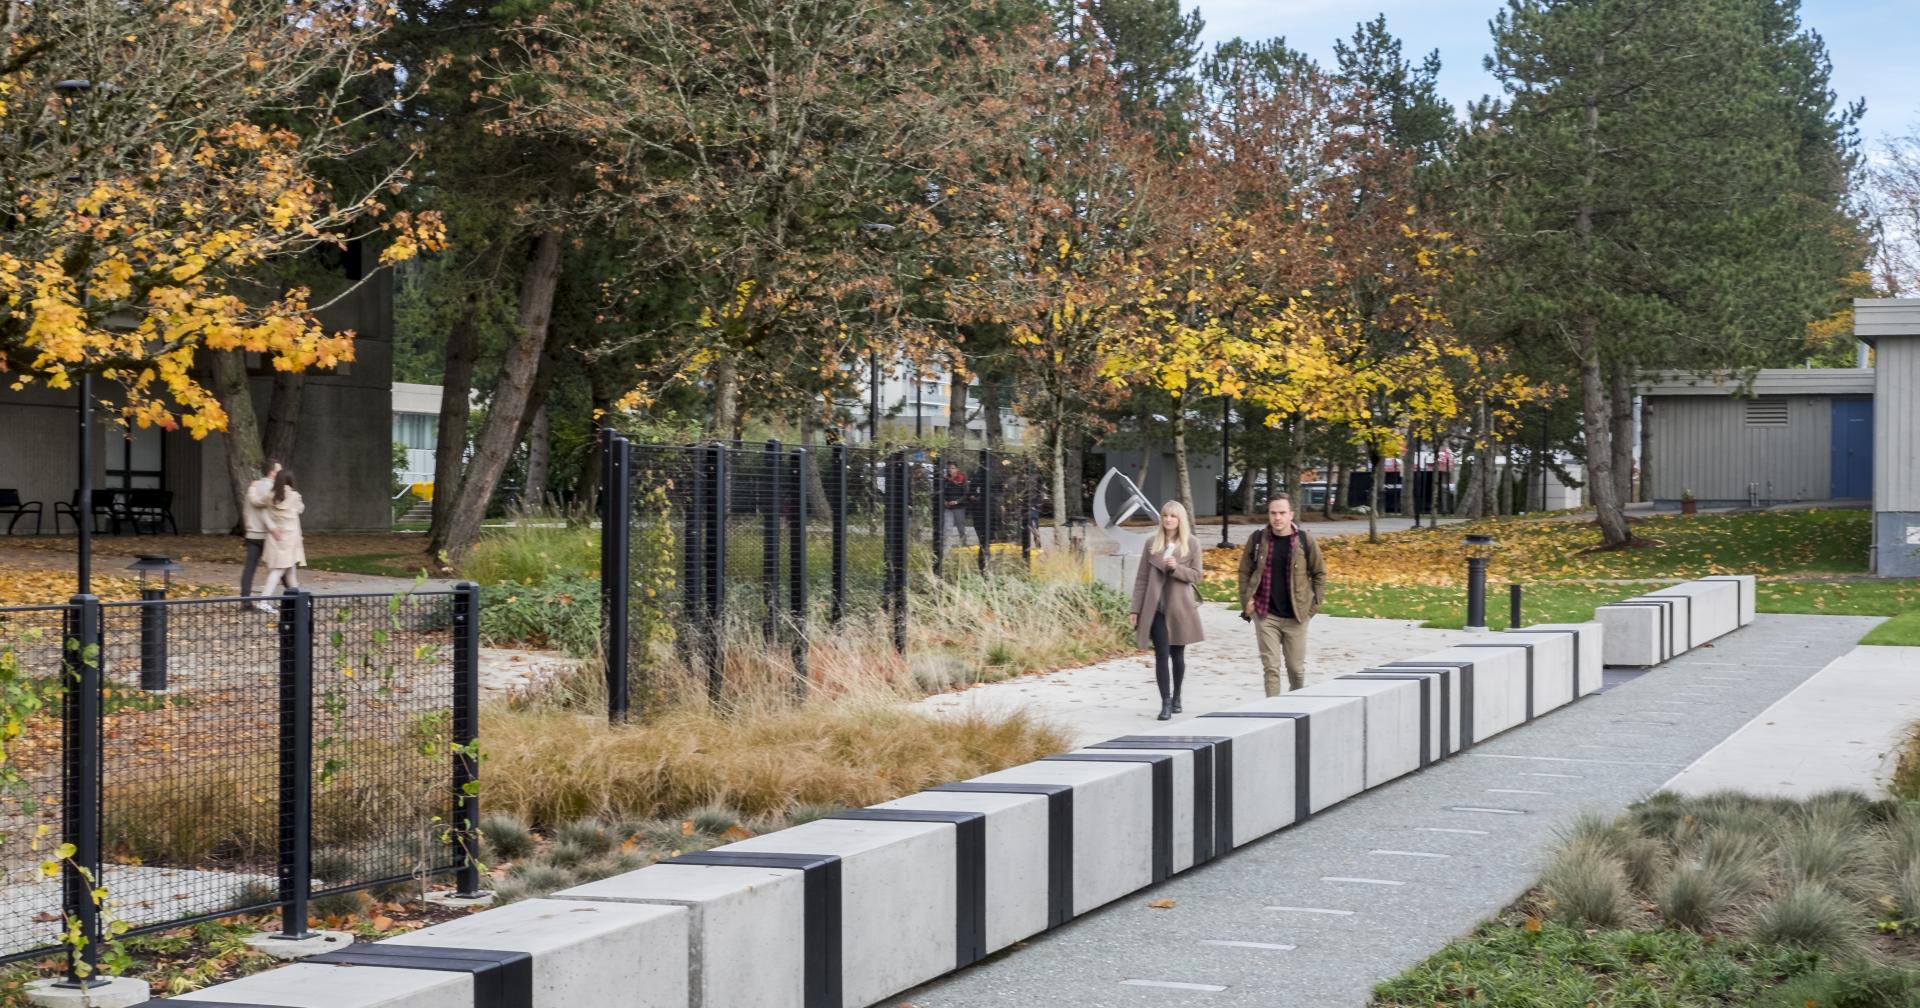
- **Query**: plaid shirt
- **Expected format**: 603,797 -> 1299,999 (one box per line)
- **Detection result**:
1253,530 -> 1294,619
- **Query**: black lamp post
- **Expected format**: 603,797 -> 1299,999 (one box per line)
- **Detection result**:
56,79 -> 95,596
1219,397 -> 1231,548
128,555 -> 181,691
1463,533 -> 1495,631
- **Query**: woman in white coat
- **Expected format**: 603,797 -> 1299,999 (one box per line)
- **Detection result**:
253,469 -> 307,612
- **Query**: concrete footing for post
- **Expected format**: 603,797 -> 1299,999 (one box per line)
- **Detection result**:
24,976 -> 150,1008
244,928 -> 354,960
423,889 -> 496,910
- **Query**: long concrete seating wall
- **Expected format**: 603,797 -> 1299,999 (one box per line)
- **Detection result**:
155,616 -> 1614,1008
1597,575 -> 1756,667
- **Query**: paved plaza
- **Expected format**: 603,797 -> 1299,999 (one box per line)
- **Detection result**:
903,613 -> 1884,1007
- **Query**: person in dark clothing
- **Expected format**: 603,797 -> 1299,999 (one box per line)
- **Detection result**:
1235,497 -> 1327,695
938,463 -> 973,553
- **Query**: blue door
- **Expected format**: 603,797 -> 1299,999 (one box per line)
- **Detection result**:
1830,398 -> 1872,499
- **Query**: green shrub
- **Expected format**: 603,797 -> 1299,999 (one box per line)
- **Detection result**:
1751,963 -> 1920,1008
461,523 -> 600,587
479,813 -> 536,860
1541,836 -> 1633,927
479,574 -> 601,657
496,863 -> 574,904
1747,881 -> 1864,958
543,840 -> 594,870
554,818 -> 619,853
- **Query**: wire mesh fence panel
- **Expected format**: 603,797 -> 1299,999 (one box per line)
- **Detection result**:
623,444 -> 701,707
839,446 -> 893,614
0,604 -> 74,963
93,596 -> 283,942
724,444 -> 794,658
308,592 -> 459,895
925,447 -> 1043,577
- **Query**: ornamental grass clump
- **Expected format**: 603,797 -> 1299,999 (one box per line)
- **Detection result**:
1541,835 -> 1634,927
1745,880 -> 1864,959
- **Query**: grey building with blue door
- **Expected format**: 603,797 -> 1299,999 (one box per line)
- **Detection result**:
1857,298 -> 1920,577
1639,368 -> 1874,508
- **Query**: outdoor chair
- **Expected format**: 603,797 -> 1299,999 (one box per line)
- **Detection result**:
0,489 -> 42,535
54,488 -> 134,534
125,488 -> 178,535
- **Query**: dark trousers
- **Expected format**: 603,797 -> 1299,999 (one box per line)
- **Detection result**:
240,537 -> 265,596
1150,611 -> 1186,701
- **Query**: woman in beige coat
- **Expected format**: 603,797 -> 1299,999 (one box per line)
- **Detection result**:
253,469 -> 307,612
1130,500 -> 1205,720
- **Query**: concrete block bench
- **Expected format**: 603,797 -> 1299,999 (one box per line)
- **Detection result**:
166,897 -> 689,1008
1600,577 -> 1747,666
1200,693 -> 1366,815
154,613 -> 1645,1008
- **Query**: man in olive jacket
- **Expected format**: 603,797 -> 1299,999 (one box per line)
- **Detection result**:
1237,497 -> 1326,695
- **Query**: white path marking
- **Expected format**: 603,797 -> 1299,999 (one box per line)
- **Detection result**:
1448,806 -> 1527,815
1468,753 -> 1688,768
1521,772 -> 1582,779
1414,827 -> 1489,835
1123,980 -> 1228,992
1265,906 -> 1354,915
1323,876 -> 1405,885
1200,940 -> 1295,951
1369,850 -> 1448,858
1487,788 -> 1552,795
1611,719 -> 1677,726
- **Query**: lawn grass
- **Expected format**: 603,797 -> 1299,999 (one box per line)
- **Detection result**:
1860,609 -> 1920,646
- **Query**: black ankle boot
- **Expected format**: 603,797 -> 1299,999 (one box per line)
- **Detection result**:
1157,698 -> 1173,721
1171,694 -> 1183,714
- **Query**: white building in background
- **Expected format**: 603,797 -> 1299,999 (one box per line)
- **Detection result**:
391,382 -> 443,487
844,359 -> 1030,445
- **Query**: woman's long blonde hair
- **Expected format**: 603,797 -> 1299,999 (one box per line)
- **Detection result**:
1149,500 -> 1196,560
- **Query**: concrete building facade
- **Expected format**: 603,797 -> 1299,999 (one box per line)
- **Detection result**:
1639,368 -> 1875,508
0,244 -> 395,534
1857,298 -> 1920,577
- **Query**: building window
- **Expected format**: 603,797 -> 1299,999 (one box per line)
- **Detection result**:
393,413 -> 437,451
1743,398 -> 1789,427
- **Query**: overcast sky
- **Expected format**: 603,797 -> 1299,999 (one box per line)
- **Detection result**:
1187,1 -> 1915,142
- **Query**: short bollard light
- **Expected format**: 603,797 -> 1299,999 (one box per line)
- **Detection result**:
128,554 -> 181,691
1463,534 -> 1495,631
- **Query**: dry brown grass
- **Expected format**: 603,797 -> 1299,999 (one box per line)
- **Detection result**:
483,700 -> 1069,827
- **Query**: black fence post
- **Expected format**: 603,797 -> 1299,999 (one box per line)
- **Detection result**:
1509,583 -> 1523,630
978,454 -> 993,575
1020,463 -> 1033,571
930,451 -> 944,580
600,429 -> 632,723
451,582 -> 484,896
830,445 -> 847,625
789,448 -> 809,694
275,588 -> 315,940
137,582 -> 168,692
706,445 -> 729,703
885,450 -> 909,654
58,593 -> 102,988
683,445 -> 706,674
762,439 -> 781,643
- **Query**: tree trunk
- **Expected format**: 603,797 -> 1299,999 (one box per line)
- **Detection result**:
519,403 -> 550,513
263,372 -> 304,469
428,309 -> 478,542
1366,444 -> 1382,543
1049,412 -> 1068,526
711,355 -> 740,443
1430,435 -> 1446,515
1580,342 -> 1630,545
947,361 -> 967,445
1400,424 -> 1416,518
980,370 -> 1003,448
1241,463 -> 1258,514
1476,398 -> 1497,518
1610,360 -> 1635,506
1496,448 -> 1513,517
578,368 -> 611,513
1170,398 -> 1194,518
435,229 -> 566,561
209,350 -> 265,525
1322,458 -> 1336,519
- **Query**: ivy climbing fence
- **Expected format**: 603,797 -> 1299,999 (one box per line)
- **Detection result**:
0,586 -> 484,980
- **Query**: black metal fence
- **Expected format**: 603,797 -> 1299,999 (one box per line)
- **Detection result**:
0,586 -> 482,976
597,433 -> 1048,720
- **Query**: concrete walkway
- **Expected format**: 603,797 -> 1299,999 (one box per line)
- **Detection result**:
1665,642 -> 1919,798
916,606 -> 1478,746
901,613 -> 1881,1008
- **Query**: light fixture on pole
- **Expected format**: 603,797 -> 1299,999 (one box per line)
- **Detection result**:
1219,397 -> 1231,549
56,79 -> 95,597
128,555 -> 182,691
1463,533 -> 1495,631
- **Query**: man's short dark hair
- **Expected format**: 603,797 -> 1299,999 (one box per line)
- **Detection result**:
261,457 -> 280,476
1267,497 -> 1292,510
